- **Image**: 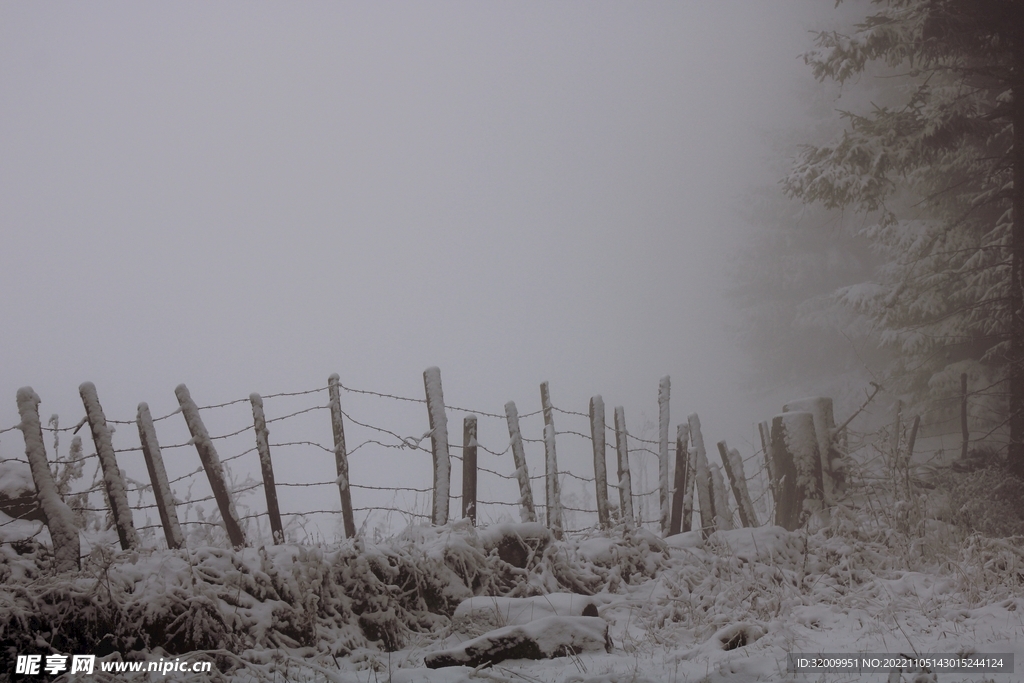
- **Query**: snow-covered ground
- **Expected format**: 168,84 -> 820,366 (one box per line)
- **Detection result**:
2,493 -> 1022,682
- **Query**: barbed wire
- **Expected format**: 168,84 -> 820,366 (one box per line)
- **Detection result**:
210,423 -> 256,441
197,397 -> 251,411
6,375 -> 1015,550
266,404 -> 328,424
552,407 -> 590,420
336,382 -> 425,405
263,386 -> 329,400
340,408 -> 431,453
271,440 -> 335,454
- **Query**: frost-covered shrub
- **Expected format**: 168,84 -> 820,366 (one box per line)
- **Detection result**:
935,464 -> 1024,537
0,519 -> 696,669
572,527 -> 669,592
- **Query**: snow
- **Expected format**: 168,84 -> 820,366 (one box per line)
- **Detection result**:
426,615 -> 610,668
451,594 -> 598,635
423,366 -> 451,526
0,460 -> 33,497
0,506 -> 1021,682
3,391 -> 1024,683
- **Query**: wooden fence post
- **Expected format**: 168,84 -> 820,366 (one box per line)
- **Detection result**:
613,406 -> 634,527
687,413 -> 715,539
80,382 -> 138,550
960,373 -> 969,460
462,415 -> 478,524
890,399 -> 902,499
504,401 -> 537,523
327,374 -> 356,538
717,440 -> 758,528
770,411 -> 823,531
783,397 -> 838,505
175,384 -> 246,549
423,367 -> 451,526
137,402 -> 184,550
17,387 -> 80,571
709,462 -> 734,530
539,381 -> 563,539
683,427 -> 696,532
669,422 -> 690,536
658,376 -> 671,535
904,414 -> 920,500
589,396 -> 610,529
758,420 -> 776,513
250,393 -> 284,544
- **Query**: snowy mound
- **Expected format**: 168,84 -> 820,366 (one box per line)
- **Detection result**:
451,593 -> 599,636
425,615 -> 611,668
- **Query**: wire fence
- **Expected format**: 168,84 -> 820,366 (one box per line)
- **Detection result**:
0,369 -> 1006,554
0,373 -> 691,550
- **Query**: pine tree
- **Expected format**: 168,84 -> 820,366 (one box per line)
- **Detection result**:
733,190 -> 881,397
784,0 -> 1024,475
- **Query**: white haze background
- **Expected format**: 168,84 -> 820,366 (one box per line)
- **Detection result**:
0,2 -> 836,522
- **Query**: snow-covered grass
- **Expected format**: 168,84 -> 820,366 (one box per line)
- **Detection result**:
2,434 -> 1024,682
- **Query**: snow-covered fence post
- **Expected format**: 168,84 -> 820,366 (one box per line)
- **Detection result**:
589,395 -> 610,529
687,413 -> 715,539
250,393 -> 283,544
539,381 -> 563,539
658,376 -> 670,535
709,463 -> 734,530
669,422 -> 690,535
770,411 -> 824,531
17,387 -> 79,571
327,374 -> 356,538
613,406 -> 634,528
80,382 -> 138,550
137,402 -> 184,550
757,420 -> 776,513
960,373 -> 969,460
504,401 -> 537,523
462,415 -> 477,524
890,399 -> 902,459
783,397 -> 839,506
905,414 -> 920,500
683,426 -> 696,532
175,384 -> 247,549
717,440 -> 758,528
423,366 -> 451,526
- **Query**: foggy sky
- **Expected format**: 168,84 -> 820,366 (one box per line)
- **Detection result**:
1,3 -> 828,488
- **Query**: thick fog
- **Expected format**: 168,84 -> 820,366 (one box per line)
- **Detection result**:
1,3 -> 832,534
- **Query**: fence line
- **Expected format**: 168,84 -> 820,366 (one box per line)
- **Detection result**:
0,369 -> 1006,553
